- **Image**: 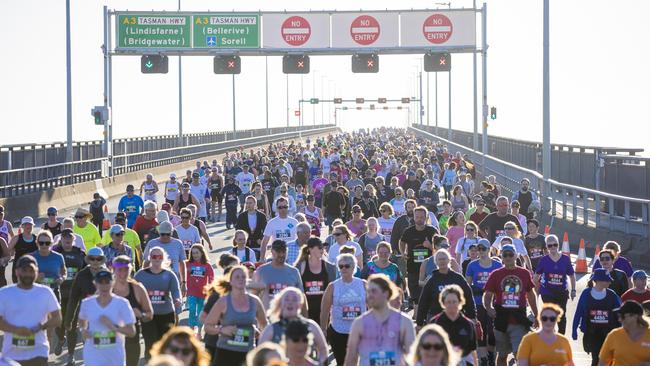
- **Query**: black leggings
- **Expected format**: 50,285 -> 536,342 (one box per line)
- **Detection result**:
541,291 -> 569,335
142,312 -> 176,359
55,297 -> 80,356
213,348 -> 247,366
125,323 -> 142,366
17,358 -> 48,366
327,325 -> 349,366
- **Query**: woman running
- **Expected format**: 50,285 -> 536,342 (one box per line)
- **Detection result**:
294,237 -> 334,323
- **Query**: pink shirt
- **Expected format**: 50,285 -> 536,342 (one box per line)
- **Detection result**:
446,226 -> 465,255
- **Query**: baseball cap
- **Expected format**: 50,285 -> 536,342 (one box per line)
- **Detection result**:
46,206 -> 58,215
16,255 -> 37,269
632,270 -> 648,280
94,270 -> 113,282
169,173 -> 177,178
271,240 -> 287,251
613,300 -> 644,317
156,210 -> 170,224
192,172 -> 200,178
158,221 -> 173,234
60,228 -> 74,237
109,224 -> 125,235
591,268 -> 613,282
181,182 -> 190,188
501,244 -> 516,254
477,238 -> 490,249
87,247 -> 105,257
21,216 -> 35,225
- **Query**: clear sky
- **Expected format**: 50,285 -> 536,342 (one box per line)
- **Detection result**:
1,0 -> 648,155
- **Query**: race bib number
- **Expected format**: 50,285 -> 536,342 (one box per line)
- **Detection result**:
369,351 -> 397,366
210,184 -> 220,190
412,248 -> 429,263
11,335 -> 35,350
501,293 -> 520,309
589,310 -> 609,325
546,273 -> 564,286
305,281 -> 324,295
126,205 -> 137,213
41,277 -> 56,286
275,229 -> 291,240
66,267 -> 78,280
529,247 -> 544,258
182,240 -> 193,250
342,306 -> 362,320
268,283 -> 287,296
226,327 -> 251,347
93,331 -> 116,348
149,290 -> 167,305
191,266 -> 206,277
367,250 -> 376,259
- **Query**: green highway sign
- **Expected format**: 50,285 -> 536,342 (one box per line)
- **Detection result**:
117,14 -> 191,49
193,14 -> 260,48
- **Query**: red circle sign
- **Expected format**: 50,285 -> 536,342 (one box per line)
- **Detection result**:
423,14 -> 453,44
281,16 -> 311,46
350,15 -> 380,46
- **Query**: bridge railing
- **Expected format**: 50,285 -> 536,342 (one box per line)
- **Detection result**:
409,126 -> 650,239
0,125 -> 336,198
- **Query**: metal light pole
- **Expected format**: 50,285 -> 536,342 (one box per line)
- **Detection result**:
426,71 -> 430,126
448,66 -> 452,140
435,72 -> 439,135
177,0 -> 183,146
542,0 -> 551,192
300,75 -> 304,126
286,74 -> 290,127
481,3 -> 489,158
265,56 -> 269,130
312,71 -> 317,125
232,74 -> 236,139
320,76 -> 326,126
473,0 -> 479,151
65,0 -> 73,162
418,71 -> 423,126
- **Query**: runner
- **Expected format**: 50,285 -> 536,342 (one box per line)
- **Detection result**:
208,168 -> 224,221
164,173 -> 180,205
322,181 -> 346,229
0,255 -> 61,366
231,230 -> 258,264
344,274 -> 415,366
429,284 -> 479,366
598,300 -> 650,366
221,176 -> 243,230
250,240 -> 304,310
533,234 -> 576,335
408,323 -> 460,366
236,196 -> 268,258
260,197 -> 299,260
465,238 -> 502,366
523,219 -> 546,271
89,193 -> 107,236
360,242 -> 404,292
143,221 -> 187,290
135,247 -> 182,359
621,270 -> 650,303
63,246 -> 106,365
327,225 -> 364,266
176,208 -> 202,257
511,179 -> 537,220
377,203 -> 397,244
258,287 -> 328,364
282,319 -> 319,366
141,173 -> 160,202
389,199 -> 416,254
30,232 -> 66,323
294,237 -> 335,323
0,205 -> 14,288
119,185 -> 145,229
478,197 -> 523,243
204,265 -> 267,366
174,182 -> 200,214
483,244 -> 538,366
42,206 -> 62,237
53,217 -> 86,251
105,213 -> 142,267
588,249 -> 629,297
7,216 -> 37,283
149,326 -> 211,366
235,165 -> 256,214
111,255 -> 153,366
320,253 -> 367,366
186,204 -> 213,251
516,303 -> 573,366
185,244 -> 214,335
102,224 -> 135,266
78,269 -> 136,366
300,195 -> 323,238
592,241 -> 634,285
72,208 -> 102,250
454,221 -> 480,264
251,182 -> 271,217
286,223 -> 310,265
189,172 -> 211,223
133,201 -> 158,244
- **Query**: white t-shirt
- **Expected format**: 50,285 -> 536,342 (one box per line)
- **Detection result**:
174,224 -> 201,252
263,216 -> 299,244
455,237 -> 480,262
377,216 -> 397,243
79,294 -> 136,366
53,232 -> 86,251
328,241 -> 364,264
235,172 -> 256,194
234,247 -> 258,263
0,284 -> 60,361
321,157 -> 331,174
491,237 -> 528,256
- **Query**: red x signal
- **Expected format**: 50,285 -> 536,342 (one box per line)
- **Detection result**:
367,60 -> 374,68
297,61 -> 304,68
439,57 -> 446,66
227,61 -> 235,68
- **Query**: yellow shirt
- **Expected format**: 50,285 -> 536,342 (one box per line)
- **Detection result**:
101,228 -> 142,264
599,327 -> 650,366
73,223 -> 102,250
516,332 -> 573,366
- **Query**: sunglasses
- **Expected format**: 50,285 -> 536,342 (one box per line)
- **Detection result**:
505,227 -> 516,230
38,241 -> 51,246
547,243 -> 559,248
501,252 -> 515,258
333,233 -> 343,236
420,342 -> 445,351
75,215 -> 85,219
88,256 -> 104,262
541,315 -> 557,323
353,210 -> 361,213
600,256 -> 612,261
465,228 -> 475,231
113,232 -> 124,237
167,345 -> 193,356
395,193 -> 402,196
151,255 -> 164,260
160,233 -> 171,237
277,206 -> 289,209
338,264 -> 352,269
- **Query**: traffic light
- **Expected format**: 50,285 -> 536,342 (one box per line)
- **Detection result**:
334,98 -> 343,104
141,55 -> 169,74
214,55 -> 241,74
490,106 -> 497,120
378,98 -> 387,104
424,52 -> 451,72
310,98 -> 319,104
370,104 -> 375,110
283,55 -> 310,74
352,54 -> 379,73
401,97 -> 410,104
91,106 -> 109,126
356,98 -> 365,104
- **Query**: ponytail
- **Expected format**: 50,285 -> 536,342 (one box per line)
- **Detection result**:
294,245 -> 310,268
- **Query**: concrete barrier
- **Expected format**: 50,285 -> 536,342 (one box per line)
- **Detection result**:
0,128 -> 338,221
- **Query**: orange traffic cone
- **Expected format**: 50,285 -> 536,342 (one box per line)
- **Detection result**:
575,239 -> 588,273
102,205 -> 110,230
590,244 -> 601,266
544,225 -> 550,235
561,232 -> 571,257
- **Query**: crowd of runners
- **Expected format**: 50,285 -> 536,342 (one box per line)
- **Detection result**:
0,127 -> 649,366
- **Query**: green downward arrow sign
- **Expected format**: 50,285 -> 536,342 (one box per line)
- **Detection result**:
145,61 -> 153,69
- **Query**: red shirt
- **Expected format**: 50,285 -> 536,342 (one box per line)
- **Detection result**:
484,266 -> 534,310
133,216 -> 157,238
185,262 -> 214,298
621,289 -> 650,303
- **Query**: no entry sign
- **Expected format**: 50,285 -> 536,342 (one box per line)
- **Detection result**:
423,14 -> 453,44
350,15 -> 380,45
281,16 -> 311,46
